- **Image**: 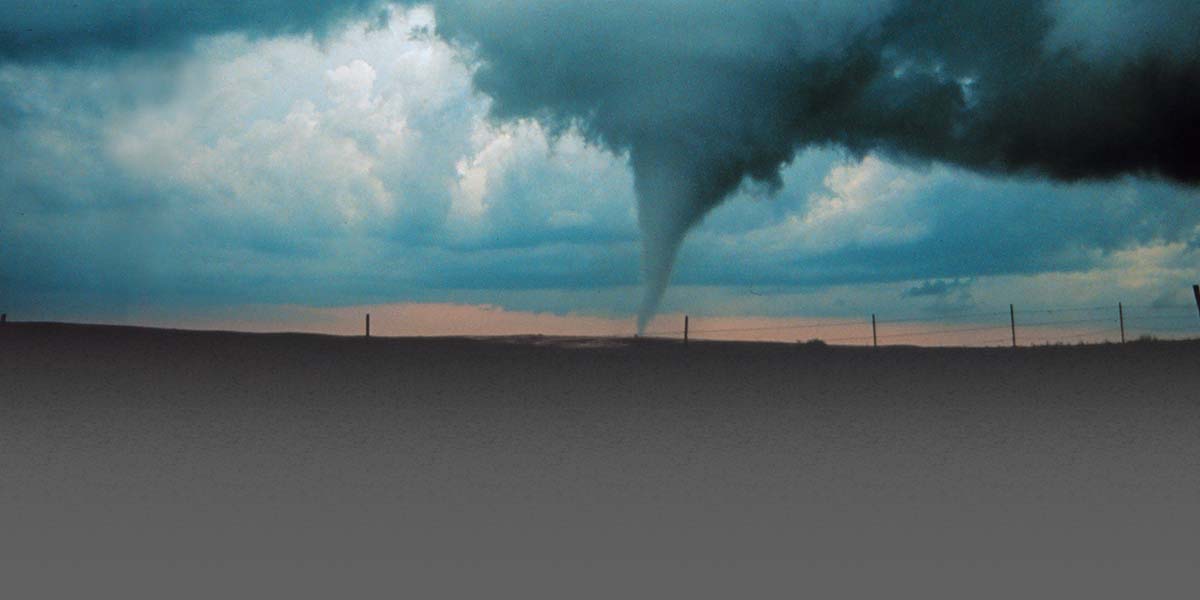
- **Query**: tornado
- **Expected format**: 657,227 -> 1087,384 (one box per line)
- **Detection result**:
429,0 -> 1200,327
631,156 -> 702,333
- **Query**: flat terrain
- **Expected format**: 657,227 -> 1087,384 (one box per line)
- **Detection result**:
3,322 -> 1199,570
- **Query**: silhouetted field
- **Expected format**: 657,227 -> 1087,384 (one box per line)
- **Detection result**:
3,322 -> 1199,587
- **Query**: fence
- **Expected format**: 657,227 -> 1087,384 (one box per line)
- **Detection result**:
641,302 -> 1200,347
5,299 -> 1196,346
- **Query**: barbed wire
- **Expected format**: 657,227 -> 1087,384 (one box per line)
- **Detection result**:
1121,304 -> 1198,311
1126,314 -> 1200,321
638,301 -> 1199,346
875,309 -> 1009,324
1016,317 -> 1116,327
879,324 -> 1011,339
643,318 -> 867,336
1013,305 -> 1113,315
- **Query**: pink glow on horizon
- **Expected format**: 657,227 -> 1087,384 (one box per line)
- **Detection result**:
84,302 -> 1130,347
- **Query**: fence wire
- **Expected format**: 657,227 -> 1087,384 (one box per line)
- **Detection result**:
641,302 -> 1200,346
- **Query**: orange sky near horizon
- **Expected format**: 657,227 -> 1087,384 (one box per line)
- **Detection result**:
66,301 -> 1170,348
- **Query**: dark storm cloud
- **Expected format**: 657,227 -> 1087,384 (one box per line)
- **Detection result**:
0,0 -> 389,59
429,0 -> 1200,329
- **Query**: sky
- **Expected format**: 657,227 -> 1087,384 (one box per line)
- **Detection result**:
1,1 -> 1198,341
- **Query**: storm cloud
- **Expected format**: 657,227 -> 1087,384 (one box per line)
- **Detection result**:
0,1 -> 392,59
3,2 -> 1199,328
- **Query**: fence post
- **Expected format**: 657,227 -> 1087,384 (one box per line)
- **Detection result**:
1118,302 -> 1125,344
684,315 -> 689,346
872,314 -> 877,348
366,313 -> 371,338
1193,285 -> 1200,319
1010,304 -> 1016,348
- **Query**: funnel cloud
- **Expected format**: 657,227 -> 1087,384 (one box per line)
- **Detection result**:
431,0 -> 1200,330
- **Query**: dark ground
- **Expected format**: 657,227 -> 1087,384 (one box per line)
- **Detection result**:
2,322 -> 1199,595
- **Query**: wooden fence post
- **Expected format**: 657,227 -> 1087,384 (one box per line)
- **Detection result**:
366,313 -> 371,338
1010,304 -> 1017,348
1118,303 -> 1125,344
684,315 -> 689,346
1193,285 -> 1200,319
872,314 -> 877,348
